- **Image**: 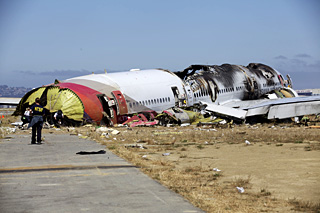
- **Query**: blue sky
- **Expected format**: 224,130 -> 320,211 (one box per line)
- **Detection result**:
0,0 -> 319,89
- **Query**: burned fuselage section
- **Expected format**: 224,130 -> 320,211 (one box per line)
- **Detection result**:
175,63 -> 293,107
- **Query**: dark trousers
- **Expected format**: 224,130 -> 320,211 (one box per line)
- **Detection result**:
31,121 -> 43,143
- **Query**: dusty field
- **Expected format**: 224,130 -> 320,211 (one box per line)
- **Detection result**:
1,115 -> 320,212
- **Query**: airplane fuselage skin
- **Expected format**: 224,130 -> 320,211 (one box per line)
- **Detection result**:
63,63 -> 291,122
14,63 -> 296,124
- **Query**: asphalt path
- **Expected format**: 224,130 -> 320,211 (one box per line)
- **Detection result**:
0,132 -> 202,213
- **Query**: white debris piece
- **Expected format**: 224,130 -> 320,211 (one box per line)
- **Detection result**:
213,168 -> 221,172
96,127 -> 120,135
236,187 -> 245,193
245,140 -> 251,145
11,122 -> 23,126
111,130 -> 120,135
219,120 -> 227,125
142,155 -> 147,158
162,153 -> 170,156
96,127 -> 111,132
180,123 -> 190,127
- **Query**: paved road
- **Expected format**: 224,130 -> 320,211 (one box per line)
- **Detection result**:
0,132 -> 202,213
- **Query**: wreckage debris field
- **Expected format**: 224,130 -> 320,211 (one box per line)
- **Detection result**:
2,118 -> 320,212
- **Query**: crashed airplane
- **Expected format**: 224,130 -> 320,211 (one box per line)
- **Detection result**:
13,63 -> 320,125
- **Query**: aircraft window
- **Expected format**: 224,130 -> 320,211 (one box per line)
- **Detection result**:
129,103 -> 132,108
168,97 -> 170,102
165,97 -> 167,102
151,100 -> 153,104
154,99 -> 156,104
157,99 -> 159,103
162,98 -> 165,102
148,100 -> 151,105
136,102 -> 139,106
142,101 -> 145,105
133,102 -> 136,107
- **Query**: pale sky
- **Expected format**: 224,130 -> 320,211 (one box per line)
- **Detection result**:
0,0 -> 319,89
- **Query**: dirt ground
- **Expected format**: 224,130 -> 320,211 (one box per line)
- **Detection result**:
1,115 -> 320,212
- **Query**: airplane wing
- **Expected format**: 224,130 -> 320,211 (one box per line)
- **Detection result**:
244,96 -> 320,119
201,96 -> 320,121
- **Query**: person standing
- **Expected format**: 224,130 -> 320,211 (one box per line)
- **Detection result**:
28,98 -> 45,144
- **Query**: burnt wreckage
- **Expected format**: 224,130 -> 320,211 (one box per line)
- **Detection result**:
176,63 -> 291,104
14,63 -> 320,125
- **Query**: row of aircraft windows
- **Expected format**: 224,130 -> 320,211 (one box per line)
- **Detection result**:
128,97 -> 171,108
218,86 -> 246,94
194,89 -> 209,98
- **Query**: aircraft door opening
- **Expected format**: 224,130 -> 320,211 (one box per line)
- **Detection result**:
208,80 -> 217,102
171,87 -> 180,107
97,94 -> 115,125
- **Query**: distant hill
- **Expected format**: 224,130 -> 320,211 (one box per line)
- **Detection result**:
0,85 -> 32,98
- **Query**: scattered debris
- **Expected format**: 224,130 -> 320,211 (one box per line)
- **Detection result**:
213,168 -> 221,172
76,150 -> 106,155
180,123 -> 190,127
245,140 -> 251,145
162,153 -> 170,156
11,121 -> 23,126
236,187 -> 245,193
125,144 -> 147,149
0,127 -> 17,134
122,114 -> 158,127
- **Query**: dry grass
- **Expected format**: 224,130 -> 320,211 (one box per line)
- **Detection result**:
93,124 -> 320,212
